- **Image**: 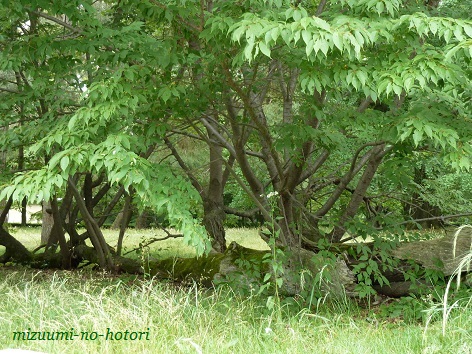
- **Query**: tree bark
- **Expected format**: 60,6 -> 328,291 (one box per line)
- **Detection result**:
135,211 -> 150,229
98,186 -> 124,228
68,177 -> 114,270
0,197 -> 13,226
117,192 -> 133,256
41,200 -> 54,245
203,125 -> 227,252
111,211 -> 123,230
0,227 -> 32,263
50,196 -> 71,269
331,144 -> 387,242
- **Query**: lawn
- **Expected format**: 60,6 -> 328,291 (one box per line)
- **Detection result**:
1,226 -> 269,260
0,228 -> 471,353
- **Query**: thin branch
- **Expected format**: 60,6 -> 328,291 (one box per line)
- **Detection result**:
164,137 -> 204,196
200,116 -> 236,156
221,156 -> 274,226
316,0 -> 328,16
312,143 -> 386,219
98,187 -> 124,227
170,128 -> 264,158
123,230 -> 184,256
28,10 -> 82,33
349,141 -> 386,174
357,97 -> 373,113
298,149 -> 330,183
395,213 -> 472,227
223,206 -> 261,219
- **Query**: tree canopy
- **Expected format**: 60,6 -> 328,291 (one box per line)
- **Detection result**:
0,0 -> 471,271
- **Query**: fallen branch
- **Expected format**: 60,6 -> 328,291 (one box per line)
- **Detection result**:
123,229 -> 184,256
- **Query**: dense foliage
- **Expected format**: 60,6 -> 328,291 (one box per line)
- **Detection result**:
0,1 -> 471,272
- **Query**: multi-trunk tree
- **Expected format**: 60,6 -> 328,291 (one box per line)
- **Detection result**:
166,0 -> 472,249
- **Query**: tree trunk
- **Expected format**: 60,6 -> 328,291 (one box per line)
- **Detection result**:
50,196 -> 71,269
68,177 -> 114,270
0,227 -> 32,263
21,197 -> 27,226
277,192 -> 300,249
204,127 -> 227,252
111,211 -> 123,230
117,192 -> 133,256
18,144 -> 27,226
41,200 -> 54,245
135,211 -> 149,229
203,198 -> 226,252
0,197 -> 13,226
83,173 -> 94,217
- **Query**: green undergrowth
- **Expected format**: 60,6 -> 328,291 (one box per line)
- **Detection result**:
0,268 -> 471,354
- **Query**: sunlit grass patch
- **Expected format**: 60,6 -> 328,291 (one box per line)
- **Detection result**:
4,227 -> 267,260
0,269 -> 471,354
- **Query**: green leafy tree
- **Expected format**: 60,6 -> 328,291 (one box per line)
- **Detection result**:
0,0 -> 210,269
190,0 -> 472,249
0,0 -> 471,272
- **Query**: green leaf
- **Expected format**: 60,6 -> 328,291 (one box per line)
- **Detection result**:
429,21 -> 438,35
403,76 -> 414,92
270,27 -> 280,42
412,129 -> 423,147
356,71 -> 367,86
332,32 -> 343,51
292,9 -> 302,22
60,155 -> 70,171
453,26 -> 464,41
392,84 -> 402,96
159,88 -> 172,102
263,273 -> 271,282
305,40 -> 314,57
244,41 -> 255,61
319,39 -> 329,56
376,1 -> 385,15
231,26 -> 246,43
302,30 -> 311,46
313,17 -> 330,31
424,125 -> 433,138
258,42 -> 271,57
464,25 -> 472,38
124,69 -> 134,81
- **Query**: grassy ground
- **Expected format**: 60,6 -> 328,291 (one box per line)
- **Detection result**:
0,228 -> 471,353
1,226 -> 269,260
0,268 -> 471,354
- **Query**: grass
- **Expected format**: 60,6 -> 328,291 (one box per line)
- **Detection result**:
0,269 -> 471,354
1,226 -> 269,260
1,228 -> 472,353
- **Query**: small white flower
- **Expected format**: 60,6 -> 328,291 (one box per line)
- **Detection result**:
264,327 -> 273,334
266,191 -> 279,199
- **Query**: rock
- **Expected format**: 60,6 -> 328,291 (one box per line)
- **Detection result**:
391,227 -> 472,276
